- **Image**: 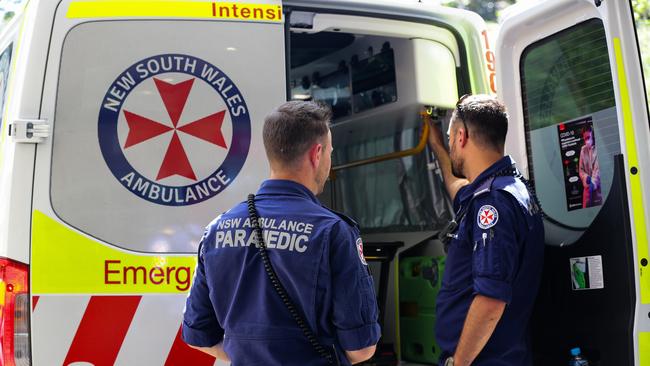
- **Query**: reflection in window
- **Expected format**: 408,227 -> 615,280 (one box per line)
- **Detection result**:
289,32 -> 397,122
521,19 -> 615,131
351,49 -> 397,113
312,65 -> 352,119
0,0 -> 27,34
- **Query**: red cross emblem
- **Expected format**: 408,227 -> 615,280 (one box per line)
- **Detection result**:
477,205 -> 498,229
122,77 -> 227,181
356,238 -> 367,265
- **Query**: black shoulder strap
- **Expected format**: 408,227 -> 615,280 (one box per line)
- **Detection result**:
246,194 -> 340,366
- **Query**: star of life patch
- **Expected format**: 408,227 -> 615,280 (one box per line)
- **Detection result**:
477,205 -> 499,229
356,237 -> 367,265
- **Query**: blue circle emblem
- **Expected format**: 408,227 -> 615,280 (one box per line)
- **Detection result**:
98,54 -> 251,206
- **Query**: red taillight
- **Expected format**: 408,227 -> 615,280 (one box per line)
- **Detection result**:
0,258 -> 29,366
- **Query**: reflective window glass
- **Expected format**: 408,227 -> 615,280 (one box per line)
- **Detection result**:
521,19 -> 620,230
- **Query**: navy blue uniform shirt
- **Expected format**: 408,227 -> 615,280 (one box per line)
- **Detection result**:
435,156 -> 544,365
182,179 -> 381,365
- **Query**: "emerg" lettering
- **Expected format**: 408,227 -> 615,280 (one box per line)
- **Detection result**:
104,260 -> 191,291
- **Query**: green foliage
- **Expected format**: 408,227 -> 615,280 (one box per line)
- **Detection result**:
441,0 -> 515,22
636,22 -> 650,104
633,0 -> 650,21
634,1 -> 650,103
2,11 -> 14,22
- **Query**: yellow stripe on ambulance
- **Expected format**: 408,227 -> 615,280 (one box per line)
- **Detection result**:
32,211 -> 197,294
67,1 -> 283,22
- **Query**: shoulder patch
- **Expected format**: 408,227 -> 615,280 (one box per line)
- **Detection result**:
477,205 -> 499,229
498,180 -> 536,215
356,237 -> 368,265
472,176 -> 496,198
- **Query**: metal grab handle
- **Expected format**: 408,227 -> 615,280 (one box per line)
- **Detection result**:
329,120 -> 430,178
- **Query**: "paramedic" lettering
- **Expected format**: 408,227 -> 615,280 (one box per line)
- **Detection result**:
214,217 -> 315,253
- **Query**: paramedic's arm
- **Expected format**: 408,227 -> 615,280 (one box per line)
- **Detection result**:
189,342 -> 230,361
422,112 -> 468,201
182,234 -> 229,361
452,295 -> 506,366
330,221 -> 381,364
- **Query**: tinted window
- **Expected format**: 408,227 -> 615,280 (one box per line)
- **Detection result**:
50,21 -> 284,252
522,19 -> 615,130
0,43 -> 12,133
521,19 -> 620,229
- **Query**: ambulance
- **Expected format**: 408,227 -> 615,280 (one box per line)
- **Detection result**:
0,0 -> 648,365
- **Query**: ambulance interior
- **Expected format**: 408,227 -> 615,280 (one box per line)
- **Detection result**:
289,15 -> 459,365
289,13 -> 636,366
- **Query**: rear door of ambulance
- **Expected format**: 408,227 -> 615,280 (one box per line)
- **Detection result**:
496,0 -> 650,365
30,1 -> 285,365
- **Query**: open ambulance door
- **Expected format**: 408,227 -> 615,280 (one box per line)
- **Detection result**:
29,1 -> 285,365
496,0 -> 650,365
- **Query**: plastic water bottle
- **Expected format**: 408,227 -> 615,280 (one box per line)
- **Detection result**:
569,347 -> 590,366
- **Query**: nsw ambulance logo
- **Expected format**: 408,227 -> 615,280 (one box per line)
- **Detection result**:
356,237 -> 367,266
477,205 -> 498,229
98,54 -> 250,206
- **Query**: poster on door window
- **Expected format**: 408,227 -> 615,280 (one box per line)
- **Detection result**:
557,117 -> 602,211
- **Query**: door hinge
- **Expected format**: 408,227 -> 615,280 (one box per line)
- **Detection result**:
8,119 -> 49,143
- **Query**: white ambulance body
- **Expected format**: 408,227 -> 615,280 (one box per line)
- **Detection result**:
0,0 -> 647,365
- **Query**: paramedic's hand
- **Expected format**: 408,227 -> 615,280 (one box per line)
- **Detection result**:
190,342 -> 230,361
215,343 -> 230,362
421,107 -> 445,149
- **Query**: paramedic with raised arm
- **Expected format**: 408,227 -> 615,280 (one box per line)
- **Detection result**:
182,101 -> 381,365
424,95 -> 544,366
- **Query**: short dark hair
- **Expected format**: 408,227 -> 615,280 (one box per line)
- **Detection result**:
453,94 -> 508,150
263,101 -> 332,166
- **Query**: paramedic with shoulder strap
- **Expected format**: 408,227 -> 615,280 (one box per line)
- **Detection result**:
425,95 -> 544,366
182,101 -> 381,365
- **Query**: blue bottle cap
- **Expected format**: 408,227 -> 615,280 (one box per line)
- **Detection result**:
571,347 -> 581,356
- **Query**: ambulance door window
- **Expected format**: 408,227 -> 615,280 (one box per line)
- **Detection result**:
520,19 -> 620,230
49,20 -> 284,252
289,30 -> 456,231
0,43 -> 12,133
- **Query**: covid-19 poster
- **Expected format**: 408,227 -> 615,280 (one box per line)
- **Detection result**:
557,117 -> 602,211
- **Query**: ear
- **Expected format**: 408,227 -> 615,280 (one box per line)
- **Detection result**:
457,126 -> 469,148
308,142 -> 323,169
